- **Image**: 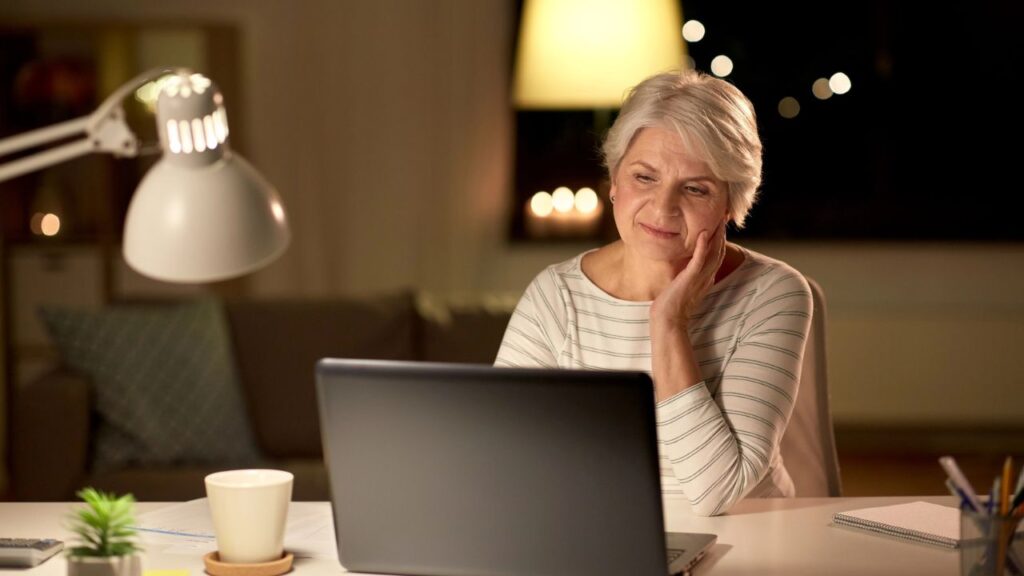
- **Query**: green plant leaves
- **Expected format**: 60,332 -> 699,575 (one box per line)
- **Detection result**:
65,488 -> 142,558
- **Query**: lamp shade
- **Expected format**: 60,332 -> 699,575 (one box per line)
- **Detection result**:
513,0 -> 686,109
123,71 -> 289,283
123,153 -> 289,283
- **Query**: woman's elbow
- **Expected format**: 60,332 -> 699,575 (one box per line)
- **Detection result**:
687,498 -> 733,517
687,503 -> 722,517
687,484 -> 744,516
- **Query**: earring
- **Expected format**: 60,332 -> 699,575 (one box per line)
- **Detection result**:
610,195 -> 616,204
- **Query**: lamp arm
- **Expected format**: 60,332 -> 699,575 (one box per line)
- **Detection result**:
0,139 -> 95,183
0,116 -> 90,158
0,66 -> 180,184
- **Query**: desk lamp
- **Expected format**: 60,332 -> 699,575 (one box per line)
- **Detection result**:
0,67 -> 289,283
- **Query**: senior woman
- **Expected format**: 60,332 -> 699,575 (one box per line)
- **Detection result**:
495,70 -> 812,517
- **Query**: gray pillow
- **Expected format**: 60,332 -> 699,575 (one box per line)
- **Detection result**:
39,298 -> 261,471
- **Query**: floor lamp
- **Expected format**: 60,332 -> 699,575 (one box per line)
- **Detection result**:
511,0 -> 686,238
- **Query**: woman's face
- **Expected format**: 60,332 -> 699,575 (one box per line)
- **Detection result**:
610,126 -> 730,265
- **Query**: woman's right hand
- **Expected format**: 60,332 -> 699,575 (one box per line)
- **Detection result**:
649,222 -> 727,331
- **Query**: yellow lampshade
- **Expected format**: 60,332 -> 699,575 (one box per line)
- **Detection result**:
513,0 -> 686,109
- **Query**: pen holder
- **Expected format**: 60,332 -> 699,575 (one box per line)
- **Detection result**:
960,508 -> 1024,576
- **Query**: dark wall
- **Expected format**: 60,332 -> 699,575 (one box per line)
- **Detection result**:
682,0 -> 1023,241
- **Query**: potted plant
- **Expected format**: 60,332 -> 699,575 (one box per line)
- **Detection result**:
65,488 -> 142,576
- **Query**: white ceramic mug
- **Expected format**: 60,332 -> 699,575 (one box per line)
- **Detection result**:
204,469 -> 294,564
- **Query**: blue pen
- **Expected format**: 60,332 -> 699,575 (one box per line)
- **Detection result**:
945,479 -> 978,513
939,456 -> 985,512
989,477 -> 1001,515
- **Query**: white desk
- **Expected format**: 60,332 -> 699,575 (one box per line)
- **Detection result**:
1,496 -> 959,575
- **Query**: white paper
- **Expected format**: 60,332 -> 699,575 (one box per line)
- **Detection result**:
134,499 -> 338,560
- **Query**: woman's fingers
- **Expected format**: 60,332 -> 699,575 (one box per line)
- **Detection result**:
714,225 -> 727,272
689,230 -> 709,273
699,225 -> 726,291
656,229 -> 723,325
670,227 -> 725,295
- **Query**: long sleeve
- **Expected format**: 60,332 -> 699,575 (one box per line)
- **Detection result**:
494,268 -> 569,368
493,248 -> 811,515
656,270 -> 812,516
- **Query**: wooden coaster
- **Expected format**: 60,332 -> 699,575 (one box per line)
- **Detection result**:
203,551 -> 294,576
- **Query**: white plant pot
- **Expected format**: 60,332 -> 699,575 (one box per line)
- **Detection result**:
67,554 -> 141,576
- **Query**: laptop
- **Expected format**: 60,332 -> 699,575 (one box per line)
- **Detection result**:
315,358 -> 716,576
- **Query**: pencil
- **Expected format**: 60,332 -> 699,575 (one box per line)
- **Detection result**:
996,457 -> 1015,576
1002,457 -> 1013,516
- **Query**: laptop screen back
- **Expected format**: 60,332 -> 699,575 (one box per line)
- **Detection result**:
316,359 -> 670,576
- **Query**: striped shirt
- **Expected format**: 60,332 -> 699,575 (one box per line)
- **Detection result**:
494,245 -> 812,516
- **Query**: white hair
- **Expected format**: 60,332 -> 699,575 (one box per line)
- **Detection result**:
602,70 -> 763,228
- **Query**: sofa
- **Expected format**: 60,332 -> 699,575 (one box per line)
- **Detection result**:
10,292 -> 513,501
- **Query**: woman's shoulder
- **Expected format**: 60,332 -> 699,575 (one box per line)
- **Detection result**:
514,251 -> 598,325
731,245 -> 812,298
526,250 -> 594,292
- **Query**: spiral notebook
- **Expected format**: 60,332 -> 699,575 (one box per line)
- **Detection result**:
832,501 -> 960,549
